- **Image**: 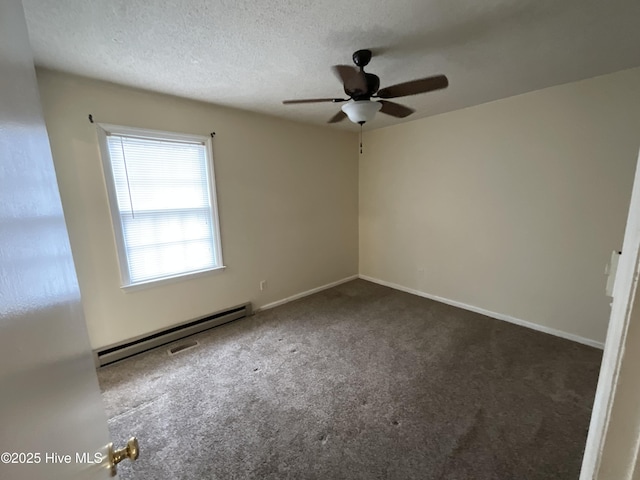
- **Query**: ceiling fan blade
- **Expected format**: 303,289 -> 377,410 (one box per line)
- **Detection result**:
332,65 -> 367,94
327,110 -> 347,124
283,98 -> 345,104
376,75 -> 448,99
378,100 -> 415,118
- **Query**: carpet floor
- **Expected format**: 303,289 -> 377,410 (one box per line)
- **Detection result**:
98,279 -> 602,479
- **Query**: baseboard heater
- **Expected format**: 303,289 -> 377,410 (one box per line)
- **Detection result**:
94,302 -> 252,367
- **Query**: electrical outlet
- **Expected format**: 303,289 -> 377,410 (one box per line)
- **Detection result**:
260,280 -> 267,291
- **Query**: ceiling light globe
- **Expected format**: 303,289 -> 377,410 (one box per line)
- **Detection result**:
341,100 -> 382,124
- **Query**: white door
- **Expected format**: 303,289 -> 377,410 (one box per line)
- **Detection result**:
580,145 -> 640,479
0,1 -> 128,479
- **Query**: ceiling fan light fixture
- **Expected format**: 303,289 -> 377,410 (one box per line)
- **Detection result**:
341,100 -> 382,124
282,50 -> 448,125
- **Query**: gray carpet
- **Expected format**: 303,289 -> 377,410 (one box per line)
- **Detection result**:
98,279 -> 602,479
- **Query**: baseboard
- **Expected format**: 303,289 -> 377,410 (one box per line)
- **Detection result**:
359,274 -> 605,350
255,274 -> 359,312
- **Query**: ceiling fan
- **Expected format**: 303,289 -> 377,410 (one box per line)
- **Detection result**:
282,49 -> 449,125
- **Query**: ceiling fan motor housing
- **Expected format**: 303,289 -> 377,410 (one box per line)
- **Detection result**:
348,73 -> 381,100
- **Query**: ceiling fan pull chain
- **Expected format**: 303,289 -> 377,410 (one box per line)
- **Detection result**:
360,123 -> 363,154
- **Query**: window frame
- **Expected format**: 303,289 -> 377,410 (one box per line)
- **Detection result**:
96,123 -> 225,291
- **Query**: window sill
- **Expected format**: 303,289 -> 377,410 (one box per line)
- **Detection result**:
121,266 -> 226,292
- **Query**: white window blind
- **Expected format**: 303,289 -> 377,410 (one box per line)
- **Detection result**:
99,126 -> 223,287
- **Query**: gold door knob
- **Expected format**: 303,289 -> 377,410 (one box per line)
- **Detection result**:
107,437 -> 139,476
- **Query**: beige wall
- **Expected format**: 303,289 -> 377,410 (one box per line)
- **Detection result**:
360,67 -> 640,344
37,69 -> 358,350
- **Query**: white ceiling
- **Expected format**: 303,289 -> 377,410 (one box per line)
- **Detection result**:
22,0 -> 640,131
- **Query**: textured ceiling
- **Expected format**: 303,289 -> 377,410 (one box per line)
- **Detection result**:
22,0 -> 640,131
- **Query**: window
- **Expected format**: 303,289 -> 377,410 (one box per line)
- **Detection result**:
97,124 -> 223,289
